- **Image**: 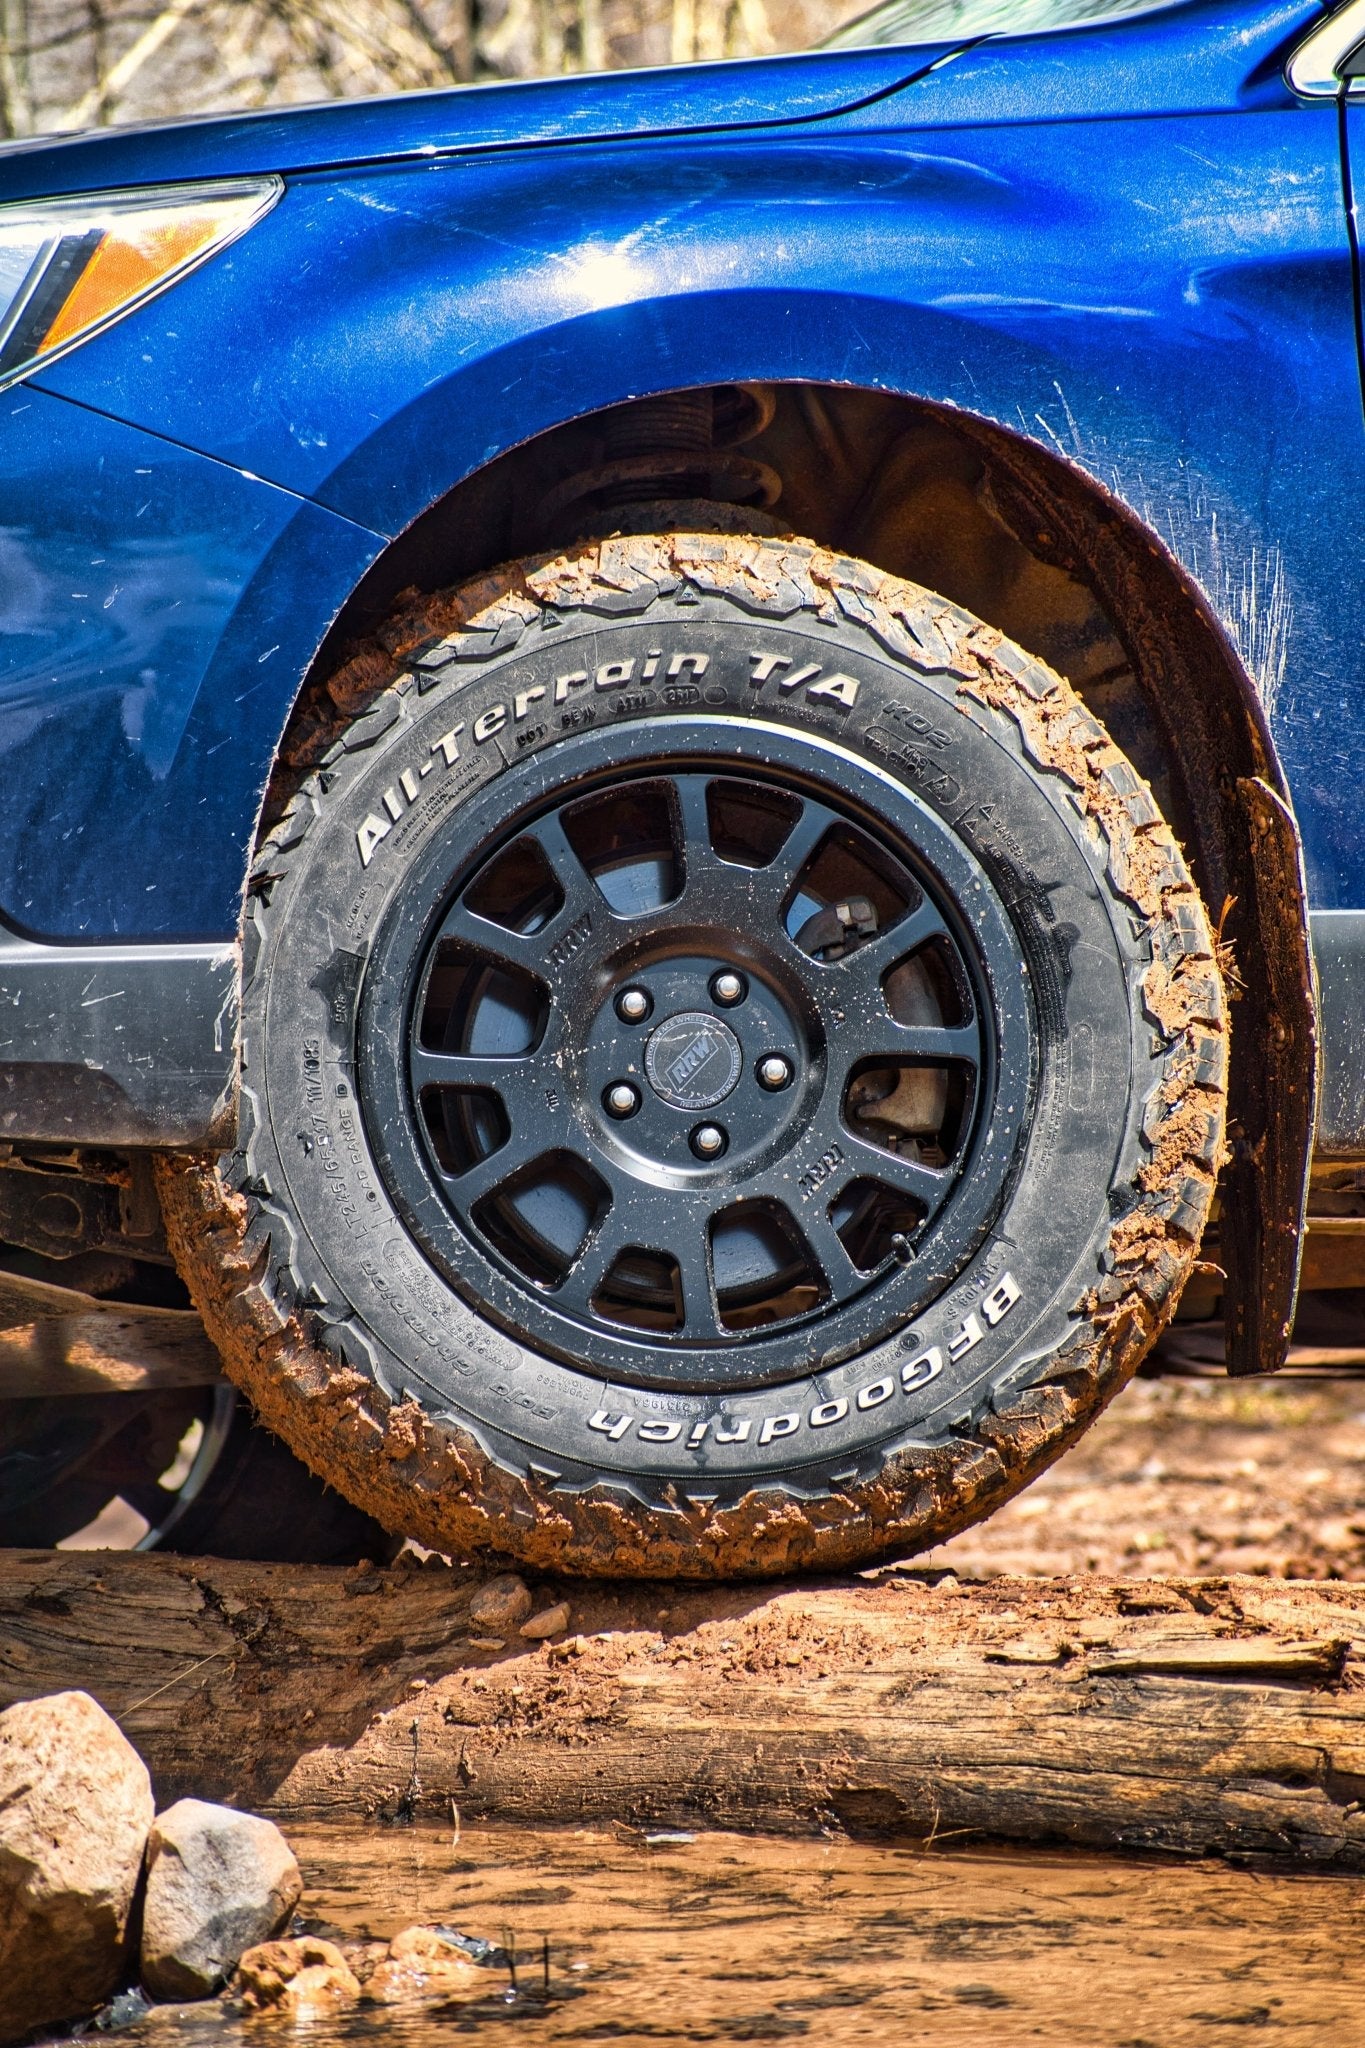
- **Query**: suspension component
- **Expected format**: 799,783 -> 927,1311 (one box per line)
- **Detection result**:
537,386 -> 781,539
795,895 -> 880,961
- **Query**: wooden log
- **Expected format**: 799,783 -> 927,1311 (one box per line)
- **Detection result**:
0,1267 -> 223,1396
4,1551 -> 1365,1868
0,1311 -> 223,1397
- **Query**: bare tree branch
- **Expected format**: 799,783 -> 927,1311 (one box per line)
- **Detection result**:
7,0 -> 870,134
58,0 -> 200,128
0,0 -> 35,136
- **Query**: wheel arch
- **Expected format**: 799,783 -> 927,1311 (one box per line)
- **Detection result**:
264,377 -> 1314,1375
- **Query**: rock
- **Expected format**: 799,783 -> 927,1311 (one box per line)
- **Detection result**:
99,1988 -> 154,2030
366,1925 -> 484,2004
141,1799 -> 303,1999
521,1600 -> 571,1640
0,1690 -> 154,2045
468,1575 -> 532,1631
235,1937 -> 360,2010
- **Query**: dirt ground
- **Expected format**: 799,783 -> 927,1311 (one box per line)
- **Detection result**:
922,1370 -> 1365,1583
28,1371 -> 1365,2047
59,1368 -> 1365,1579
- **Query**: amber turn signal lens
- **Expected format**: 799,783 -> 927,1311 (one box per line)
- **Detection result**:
0,176 -> 281,392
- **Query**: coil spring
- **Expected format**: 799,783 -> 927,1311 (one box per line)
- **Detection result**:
537,385 -> 781,538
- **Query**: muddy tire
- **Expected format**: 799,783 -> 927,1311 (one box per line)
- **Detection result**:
157,533 -> 1227,1579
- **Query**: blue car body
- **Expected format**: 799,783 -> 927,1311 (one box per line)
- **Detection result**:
1,0 -> 1363,1369
0,0 -> 1343,930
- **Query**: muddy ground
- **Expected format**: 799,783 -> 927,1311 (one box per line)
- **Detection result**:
108,1820 -> 1365,2048
30,1369 -> 1365,2046
918,1370 -> 1365,1583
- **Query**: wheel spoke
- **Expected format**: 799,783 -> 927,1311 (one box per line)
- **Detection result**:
773,794 -> 841,881
890,1022 -> 979,1062
410,1045 -> 527,1094
556,1193 -> 724,1340
434,815 -> 602,970
519,811 -> 606,932
745,793 -> 852,930
552,1213 -> 630,1317
440,1118 -> 567,1206
831,1023 -> 980,1087
789,1201 -> 864,1295
434,898 -> 544,973
834,899 -> 954,991
411,1044 -> 569,1126
416,1047 -> 578,1202
674,1229 -> 723,1341
670,775 -> 717,881
843,1138 -> 954,1214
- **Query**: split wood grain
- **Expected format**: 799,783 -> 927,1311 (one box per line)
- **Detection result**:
4,1552 -> 1365,1868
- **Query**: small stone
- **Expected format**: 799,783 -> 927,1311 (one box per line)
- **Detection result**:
521,1601 -> 571,1640
0,1690 -> 154,2044
235,1936 -> 361,2010
388,1926 -> 473,1965
141,1799 -> 303,1999
343,1939 -> 391,1980
468,1575 -> 533,1631
95,1987 -> 154,2031
366,1925 -> 484,2004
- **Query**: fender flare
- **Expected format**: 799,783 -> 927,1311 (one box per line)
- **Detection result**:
952,411 -> 1313,1376
285,376 -> 1316,1375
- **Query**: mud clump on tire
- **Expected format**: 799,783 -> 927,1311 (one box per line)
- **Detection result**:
157,531 -> 1227,1581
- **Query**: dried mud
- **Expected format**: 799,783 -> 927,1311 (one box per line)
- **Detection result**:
924,1369 -> 1365,1584
157,531 -> 1227,1582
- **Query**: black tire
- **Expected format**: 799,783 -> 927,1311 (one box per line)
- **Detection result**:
150,1394 -> 401,1564
158,533 -> 1227,1580
0,1386 -> 396,1562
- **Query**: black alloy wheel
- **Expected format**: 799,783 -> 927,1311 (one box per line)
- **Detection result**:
159,532 -> 1226,1580
360,725 -> 1030,1391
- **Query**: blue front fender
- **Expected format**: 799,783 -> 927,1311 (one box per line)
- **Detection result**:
18,114 -> 1363,933
0,388 -> 380,941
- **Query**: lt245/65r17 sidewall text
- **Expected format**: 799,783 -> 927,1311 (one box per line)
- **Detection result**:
157,533 -> 1227,1579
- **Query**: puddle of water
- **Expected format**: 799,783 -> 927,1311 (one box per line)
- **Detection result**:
96,1820 -> 1365,2046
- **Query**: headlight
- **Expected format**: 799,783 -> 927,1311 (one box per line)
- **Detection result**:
0,175 -> 281,393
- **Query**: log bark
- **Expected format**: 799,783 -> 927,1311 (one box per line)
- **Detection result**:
5,1551 -> 1365,1868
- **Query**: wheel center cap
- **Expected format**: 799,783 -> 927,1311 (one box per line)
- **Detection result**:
644,1011 -> 743,1111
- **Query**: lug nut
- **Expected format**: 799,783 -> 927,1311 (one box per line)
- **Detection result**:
711,970 -> 746,1007
758,1055 -> 794,1091
605,1082 -> 641,1119
616,989 -> 651,1024
691,1123 -> 727,1159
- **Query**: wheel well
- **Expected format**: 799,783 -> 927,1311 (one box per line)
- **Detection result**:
276,381 -> 1315,1375
295,383 -> 1268,857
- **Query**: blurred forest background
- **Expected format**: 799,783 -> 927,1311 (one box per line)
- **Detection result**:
0,0 -> 881,135
0,0 -> 1159,138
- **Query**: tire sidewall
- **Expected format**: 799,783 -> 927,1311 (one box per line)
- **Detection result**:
239,582 -> 1158,1506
